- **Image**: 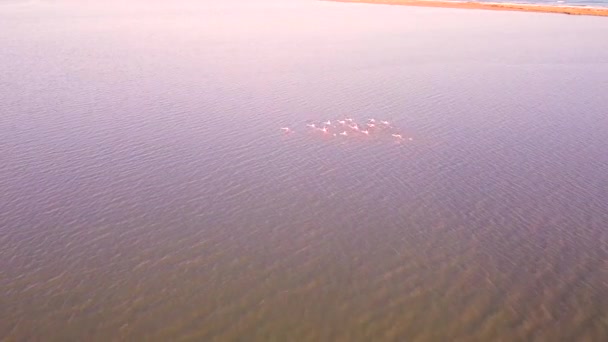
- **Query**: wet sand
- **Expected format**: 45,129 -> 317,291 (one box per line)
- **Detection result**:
327,0 -> 608,17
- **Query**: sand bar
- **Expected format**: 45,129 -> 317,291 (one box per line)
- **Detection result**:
327,0 -> 608,17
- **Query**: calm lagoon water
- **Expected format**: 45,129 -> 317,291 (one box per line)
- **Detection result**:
1,0 -> 608,340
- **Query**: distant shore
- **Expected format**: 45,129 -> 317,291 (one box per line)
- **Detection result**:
327,0 -> 608,17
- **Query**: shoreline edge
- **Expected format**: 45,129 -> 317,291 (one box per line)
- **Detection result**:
325,0 -> 608,17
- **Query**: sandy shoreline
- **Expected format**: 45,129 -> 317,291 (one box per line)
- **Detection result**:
327,0 -> 608,17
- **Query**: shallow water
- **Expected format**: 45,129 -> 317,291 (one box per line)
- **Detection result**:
1,0 -> 608,340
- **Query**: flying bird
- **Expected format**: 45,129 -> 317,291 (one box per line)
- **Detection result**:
280,118 -> 411,144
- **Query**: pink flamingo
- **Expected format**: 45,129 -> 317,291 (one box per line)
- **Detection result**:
339,131 -> 348,136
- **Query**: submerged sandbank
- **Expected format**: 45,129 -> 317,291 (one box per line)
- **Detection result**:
327,0 -> 608,17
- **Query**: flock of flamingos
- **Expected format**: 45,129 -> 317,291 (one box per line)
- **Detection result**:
280,118 -> 413,142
